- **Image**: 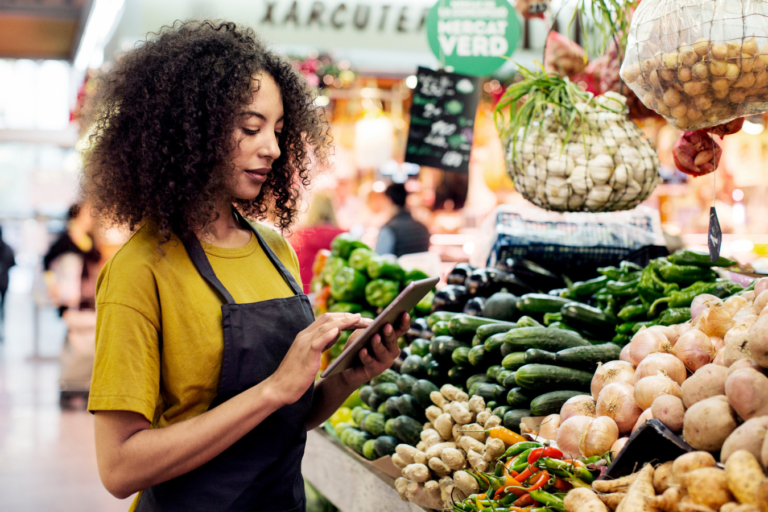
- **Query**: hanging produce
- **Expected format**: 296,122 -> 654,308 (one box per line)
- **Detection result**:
513,0 -> 550,20
495,67 -> 661,212
544,31 -> 587,80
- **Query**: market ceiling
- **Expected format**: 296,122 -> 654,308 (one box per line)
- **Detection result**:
0,0 -> 89,60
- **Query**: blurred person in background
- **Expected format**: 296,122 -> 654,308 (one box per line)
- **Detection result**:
0,227 -> 15,327
375,183 -> 430,257
290,192 -> 345,293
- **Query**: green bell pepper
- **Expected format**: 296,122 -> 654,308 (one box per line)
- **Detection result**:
320,256 -> 346,286
365,279 -> 400,308
668,249 -> 737,268
329,302 -> 364,313
330,266 -> 367,301
415,290 -> 434,314
330,233 -> 369,259
330,330 -> 351,357
658,263 -> 717,284
404,269 -> 430,286
348,248 -> 375,273
367,256 -> 406,281
360,310 -> 376,319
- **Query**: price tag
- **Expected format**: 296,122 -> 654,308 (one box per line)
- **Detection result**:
708,207 -> 722,264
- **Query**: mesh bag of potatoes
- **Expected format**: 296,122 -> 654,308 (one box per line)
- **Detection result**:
508,92 -> 661,212
621,0 -> 768,131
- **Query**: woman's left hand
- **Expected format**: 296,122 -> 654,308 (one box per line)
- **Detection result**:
341,312 -> 409,388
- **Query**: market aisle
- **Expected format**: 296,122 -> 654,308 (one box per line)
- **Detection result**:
0,289 -> 131,512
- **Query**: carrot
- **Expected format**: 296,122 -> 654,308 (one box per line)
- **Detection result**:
615,464 -> 655,512
592,472 -> 639,493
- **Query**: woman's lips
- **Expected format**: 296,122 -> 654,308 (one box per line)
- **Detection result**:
244,169 -> 269,183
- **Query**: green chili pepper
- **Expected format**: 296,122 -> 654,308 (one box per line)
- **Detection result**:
574,466 -> 596,483
638,265 -> 665,303
331,233 -> 369,259
543,312 -> 562,326
668,249 -> 737,268
631,320 -> 658,333
612,333 -> 630,345
603,296 -> 617,316
365,279 -> 400,308
367,256 -> 406,281
330,266 -> 367,301
569,477 -> 592,488
529,490 -> 566,511
620,261 -> 643,273
570,275 -> 609,297
649,280 -> 721,316
494,461 -> 505,477
712,281 -> 744,298
606,278 -> 640,296
658,307 -> 691,326
329,302 -> 364,313
618,304 -> 646,321
503,442 -> 543,459
619,270 -> 642,282
597,266 -> 622,280
658,263 -> 717,284
745,280 -> 756,292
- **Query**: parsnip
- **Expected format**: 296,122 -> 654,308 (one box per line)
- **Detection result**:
615,464 -> 654,512
565,488 -> 609,512
598,492 -> 626,511
683,467 -> 733,509
650,486 -> 683,511
653,461 -> 676,493
592,472 -> 639,493
672,451 -> 716,481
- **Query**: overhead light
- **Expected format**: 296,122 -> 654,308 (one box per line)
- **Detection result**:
405,75 -> 418,89
314,95 -> 330,107
743,119 -> 764,135
74,0 -> 126,71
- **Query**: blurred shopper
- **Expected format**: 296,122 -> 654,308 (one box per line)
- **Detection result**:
0,227 -> 15,324
291,193 -> 345,294
375,183 -> 431,257
82,21 -> 406,512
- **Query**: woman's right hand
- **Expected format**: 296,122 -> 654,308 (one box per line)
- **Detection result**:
268,313 -> 371,407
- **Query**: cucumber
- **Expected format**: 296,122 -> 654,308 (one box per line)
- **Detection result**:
384,418 -> 398,437
448,365 -> 469,385
412,379 -> 439,408
503,409 -> 532,433
530,390 -> 591,416
476,322 -> 517,342
374,435 -> 398,458
371,369 -> 400,386
506,387 -> 536,407
396,394 -> 425,419
516,294 -> 575,314
351,406 -> 372,425
334,421 -> 354,437
393,415 -> 422,445
487,400 -> 498,410
466,373 -> 490,390
475,383 -> 507,403
427,311 -> 459,329
347,429 -> 372,455
361,412 -> 387,436
437,337 -> 468,360
471,334 -> 483,347
502,372 -> 518,389
384,396 -> 400,418
505,327 -> 589,352
492,405 -> 511,418
515,364 -> 594,392
496,369 -> 513,386
373,382 -> 400,400
500,342 -> 513,358
367,391 -> 384,410
486,365 -> 504,381
400,355 -> 427,378
555,343 -> 622,371
426,360 -> 444,381
516,316 -> 543,328
377,402 -> 388,415
560,303 -> 618,340
484,333 -> 507,353
452,346 -> 471,365
359,385 -> 374,406
468,345 -> 487,367
396,374 -> 419,395
429,337 -> 442,358
409,338 -> 431,358
524,348 -> 557,365
449,315 -> 505,341
501,352 -> 526,371
432,321 -> 452,337
548,321 -> 579,332
363,438 -> 378,459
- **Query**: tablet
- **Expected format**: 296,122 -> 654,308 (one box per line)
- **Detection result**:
321,276 -> 439,379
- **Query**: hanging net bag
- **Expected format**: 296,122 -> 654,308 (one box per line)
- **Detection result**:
620,0 -> 768,131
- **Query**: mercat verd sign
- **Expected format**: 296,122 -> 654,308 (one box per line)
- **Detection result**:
426,0 -> 520,76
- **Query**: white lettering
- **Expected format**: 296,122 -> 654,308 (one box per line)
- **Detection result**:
438,34 -> 458,55
441,151 -> 463,167
490,35 -> 508,56
472,35 -> 489,56
456,35 -> 471,56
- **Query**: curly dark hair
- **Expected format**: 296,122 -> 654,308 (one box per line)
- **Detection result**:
82,20 -> 330,241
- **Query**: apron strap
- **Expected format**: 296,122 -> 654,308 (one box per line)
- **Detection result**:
233,209 -> 303,296
180,234 -> 237,305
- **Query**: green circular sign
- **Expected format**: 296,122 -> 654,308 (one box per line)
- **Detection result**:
426,0 -> 521,77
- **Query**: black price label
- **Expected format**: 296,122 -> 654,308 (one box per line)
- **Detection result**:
708,206 -> 722,264
405,67 -> 481,174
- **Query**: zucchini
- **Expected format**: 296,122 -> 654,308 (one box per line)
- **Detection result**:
487,400 -> 498,409
515,364 -> 593,392
426,360 -> 444,381
437,337 -> 468,361
427,311 -> 459,329
486,365 -> 504,381
516,316 -> 543,328
452,346 -> 471,365
367,391 -> 384,410
384,418 -> 398,437
429,337 -> 442,358
560,303 -> 618,340
516,294 -> 574,314
466,373 -> 490,390
412,379 -> 439,408
377,402 -> 388,415
468,345 -> 487,367
530,390 -> 591,416
506,387 -> 536,408
502,372 -> 518,389
396,374 -> 418,395
408,338 -> 431,358
503,409 -> 532,433
483,290 -> 519,321
471,334 -> 483,347
492,405 -> 511,418
373,382 -> 400,400
484,333 -> 507,353
475,383 -> 507,403
505,327 -> 589,352
396,394 -> 425,419
384,396 -> 400,418
547,321 -> 579,332
432,321 -> 452,337
476,322 -> 517,342
500,342 -> 513,358
371,369 -> 400,386
359,385 -> 374,406
496,369 -> 513,386
447,365 -> 469,385
501,352 -> 526,371
448,315 -> 503,341
555,343 -> 622,371
399,355 -> 426,378
374,435 -> 398,458
361,412 -> 387,436
393,415 -> 422,445
523,348 -> 557,365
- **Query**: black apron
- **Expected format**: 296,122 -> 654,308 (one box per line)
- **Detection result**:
136,213 -> 315,512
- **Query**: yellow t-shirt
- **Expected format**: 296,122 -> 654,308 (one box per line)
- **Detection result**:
88,222 -> 302,508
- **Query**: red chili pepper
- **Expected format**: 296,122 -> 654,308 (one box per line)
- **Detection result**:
513,494 -> 534,506
527,471 -> 551,492
543,446 -> 564,459
510,470 -> 519,478
516,466 -> 535,483
553,478 -> 573,491
527,447 -> 545,464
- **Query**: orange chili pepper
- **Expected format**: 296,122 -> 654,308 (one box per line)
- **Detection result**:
312,249 -> 331,275
493,475 -> 525,499
527,471 -> 550,492
553,478 -> 573,491
488,426 -> 527,445
516,466 -> 538,483
504,456 -> 518,474
320,349 -> 331,371
513,494 -> 535,506
563,459 -> 585,467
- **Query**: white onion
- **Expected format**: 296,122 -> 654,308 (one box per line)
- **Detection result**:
674,321 -> 693,337
591,361 -> 635,400
743,291 -> 756,301
673,329 -> 715,371
723,295 -> 747,317
596,382 -> 643,435
628,329 -> 668,366
620,344 -> 632,364
754,290 -> 768,315
693,303 -> 734,338
648,325 -> 679,345
611,437 -> 629,455
755,277 -> 768,297
691,294 -> 722,320
710,336 -> 725,352
713,348 -> 725,366
634,353 -> 687,385
557,415 -> 593,458
560,395 -> 596,422
538,414 -> 560,440
634,373 -> 682,410
582,416 -> 620,457
632,408 -> 654,433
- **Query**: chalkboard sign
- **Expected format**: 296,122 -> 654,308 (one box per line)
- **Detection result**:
405,67 -> 481,174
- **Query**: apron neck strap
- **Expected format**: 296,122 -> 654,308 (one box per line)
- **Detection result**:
180,232 -> 237,305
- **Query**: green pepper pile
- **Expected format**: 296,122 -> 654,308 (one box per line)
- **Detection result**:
451,441 -> 611,511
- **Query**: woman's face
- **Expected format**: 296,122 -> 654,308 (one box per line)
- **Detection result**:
229,73 -> 284,200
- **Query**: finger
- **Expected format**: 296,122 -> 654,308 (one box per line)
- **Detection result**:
318,314 -> 364,333
358,347 -> 374,366
370,334 -> 388,359
316,327 -> 340,353
394,312 -> 411,336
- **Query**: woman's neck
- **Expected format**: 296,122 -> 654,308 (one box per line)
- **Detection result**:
197,200 -> 252,249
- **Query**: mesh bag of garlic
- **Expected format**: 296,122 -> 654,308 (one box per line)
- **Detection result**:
621,0 -> 768,131
507,92 -> 661,212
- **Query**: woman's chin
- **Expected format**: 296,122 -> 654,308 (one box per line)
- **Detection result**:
232,183 -> 263,201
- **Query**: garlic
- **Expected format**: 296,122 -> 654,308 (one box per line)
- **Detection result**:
586,185 -> 613,209
568,194 -> 586,210
545,177 -> 569,207
587,155 -> 615,185
609,164 -> 632,189
544,153 -> 574,177
568,166 -> 593,196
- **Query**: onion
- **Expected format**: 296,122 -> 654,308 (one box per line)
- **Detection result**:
632,408 -> 654,433
755,277 -> 768,297
620,344 -> 632,364
710,336 -> 725,352
754,290 -> 768,315
693,303 -> 734,338
628,329 -> 668,366
674,321 -> 693,337
538,414 -> 560,440
556,415 -> 593,458
713,348 -> 725,366
611,437 -> 629,455
634,373 -> 682,410
691,294 -> 722,320
723,295 -> 747,317
648,325 -> 679,345
743,290 -> 756,301
673,329 -> 715,371
634,353 -> 687,385
582,416 -> 620,457
591,361 -> 635,400
560,395 -> 596,422
596,382 -> 642,435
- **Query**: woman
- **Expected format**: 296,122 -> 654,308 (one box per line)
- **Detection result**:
84,21 -> 406,512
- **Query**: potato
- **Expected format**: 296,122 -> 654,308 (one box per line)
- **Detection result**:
651,395 -> 685,432
724,320 -> 756,366
683,467 -> 734,509
682,363 -> 728,407
756,480 -> 768,510
653,461 -> 676,494
728,359 -> 764,376
683,396 -> 738,451
725,368 -> 768,420
673,451 -> 717,481
725,450 -> 765,504
747,315 -> 768,368
721,417 -> 768,463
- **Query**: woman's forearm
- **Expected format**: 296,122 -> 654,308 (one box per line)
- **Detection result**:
95,377 -> 285,499
305,373 -> 359,431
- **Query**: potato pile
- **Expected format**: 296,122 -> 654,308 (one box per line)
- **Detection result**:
393,385 -> 504,509
621,37 -> 768,130
589,451 -> 768,512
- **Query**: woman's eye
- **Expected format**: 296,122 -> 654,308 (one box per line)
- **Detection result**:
242,128 -> 259,136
